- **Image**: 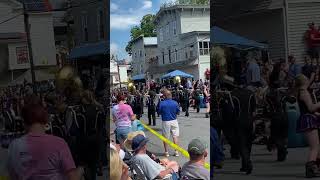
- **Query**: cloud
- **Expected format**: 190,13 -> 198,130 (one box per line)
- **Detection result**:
110,3 -> 119,12
160,0 -> 176,4
110,14 -> 140,30
141,0 -> 152,10
110,42 -> 119,55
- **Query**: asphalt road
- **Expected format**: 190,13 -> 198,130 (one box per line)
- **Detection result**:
215,145 -> 310,180
110,107 -> 211,166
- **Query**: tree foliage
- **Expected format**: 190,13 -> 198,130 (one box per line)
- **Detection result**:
126,14 -> 156,55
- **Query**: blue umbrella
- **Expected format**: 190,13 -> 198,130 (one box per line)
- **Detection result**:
162,70 -> 194,79
211,26 -> 268,49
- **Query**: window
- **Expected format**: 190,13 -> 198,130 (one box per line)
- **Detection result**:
162,52 -> 165,64
135,52 -> 137,58
97,9 -> 105,40
160,28 -> 163,42
173,21 -> 177,35
82,15 -> 88,41
190,45 -> 194,57
185,51 -> 188,59
139,50 -> 142,57
169,49 -> 171,63
175,49 -> 178,62
199,41 -> 210,56
166,24 -> 170,39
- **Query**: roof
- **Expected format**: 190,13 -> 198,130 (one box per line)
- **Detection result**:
130,36 -> 157,46
144,37 -> 157,46
155,4 -> 209,24
179,31 -> 210,39
17,0 -> 52,12
213,0 -> 283,20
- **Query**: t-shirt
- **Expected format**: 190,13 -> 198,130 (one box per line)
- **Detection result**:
246,61 -> 261,84
181,162 -> 210,180
131,154 -> 165,180
112,103 -> 134,128
159,99 -> 180,121
8,133 -> 76,180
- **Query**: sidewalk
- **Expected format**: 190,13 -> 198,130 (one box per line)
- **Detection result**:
215,145 -> 309,180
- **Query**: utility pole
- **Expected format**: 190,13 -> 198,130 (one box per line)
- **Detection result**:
23,3 -> 36,86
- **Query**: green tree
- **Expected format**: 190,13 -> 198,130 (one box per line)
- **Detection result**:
126,14 -> 156,55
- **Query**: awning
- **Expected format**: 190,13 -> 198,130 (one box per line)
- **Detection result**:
211,26 -> 268,49
131,74 -> 145,81
162,70 -> 194,79
69,41 -> 108,59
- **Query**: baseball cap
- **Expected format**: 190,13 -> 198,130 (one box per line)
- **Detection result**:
188,138 -> 208,155
124,131 -> 146,152
132,134 -> 149,152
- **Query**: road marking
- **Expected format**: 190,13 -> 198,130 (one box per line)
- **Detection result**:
140,121 -> 210,170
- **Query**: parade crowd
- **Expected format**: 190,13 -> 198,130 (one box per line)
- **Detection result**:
110,78 -> 210,180
212,22 -> 320,178
0,67 -> 107,180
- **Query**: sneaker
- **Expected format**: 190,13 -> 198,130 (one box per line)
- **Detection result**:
174,151 -> 179,157
164,152 -> 170,157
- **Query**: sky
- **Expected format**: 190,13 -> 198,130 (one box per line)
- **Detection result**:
110,0 -> 176,61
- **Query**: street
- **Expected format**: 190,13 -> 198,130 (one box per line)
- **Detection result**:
215,145 -> 310,180
110,107 -> 211,166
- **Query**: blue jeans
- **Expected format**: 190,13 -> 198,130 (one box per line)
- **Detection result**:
115,127 -> 131,144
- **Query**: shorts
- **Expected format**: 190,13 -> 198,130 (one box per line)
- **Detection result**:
308,47 -> 320,59
162,120 -> 179,138
115,127 -> 131,144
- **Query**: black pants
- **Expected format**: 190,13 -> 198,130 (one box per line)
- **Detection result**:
269,112 -> 288,156
148,108 -> 156,125
238,121 -> 254,168
194,97 -> 200,113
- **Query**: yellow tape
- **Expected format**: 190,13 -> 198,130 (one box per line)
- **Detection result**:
0,176 -> 8,180
140,121 -> 210,170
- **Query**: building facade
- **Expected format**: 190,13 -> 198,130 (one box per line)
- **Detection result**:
213,0 -> 320,64
131,36 -> 157,77
69,0 -> 107,78
0,0 -> 56,86
150,4 -> 210,81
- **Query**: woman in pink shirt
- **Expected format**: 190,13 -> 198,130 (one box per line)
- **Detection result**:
112,94 -> 136,147
7,97 -> 82,180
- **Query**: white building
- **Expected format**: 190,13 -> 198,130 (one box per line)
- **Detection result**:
149,4 -> 210,81
214,0 -> 320,64
0,0 -> 56,86
110,59 -> 130,88
131,36 -> 157,77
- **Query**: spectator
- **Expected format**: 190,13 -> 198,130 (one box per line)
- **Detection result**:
302,56 -> 316,85
246,58 -> 261,87
288,55 -> 302,82
7,102 -> 81,180
110,148 -> 131,180
306,22 -> 320,63
130,134 -> 178,180
181,138 -> 210,180
158,90 -> 180,157
112,94 -> 135,147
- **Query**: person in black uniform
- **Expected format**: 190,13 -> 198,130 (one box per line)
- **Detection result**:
181,88 -> 190,117
147,91 -> 157,126
231,83 -> 256,175
267,63 -> 289,162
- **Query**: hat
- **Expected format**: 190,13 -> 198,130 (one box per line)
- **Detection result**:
124,131 -> 146,151
188,138 -> 208,155
131,134 -> 149,152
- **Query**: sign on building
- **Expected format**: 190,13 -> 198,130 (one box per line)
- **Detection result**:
16,46 -> 29,64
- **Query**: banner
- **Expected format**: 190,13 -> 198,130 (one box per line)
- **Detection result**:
16,46 -> 29,65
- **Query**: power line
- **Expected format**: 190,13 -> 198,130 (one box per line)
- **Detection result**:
0,0 -> 101,25
0,13 -> 23,25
